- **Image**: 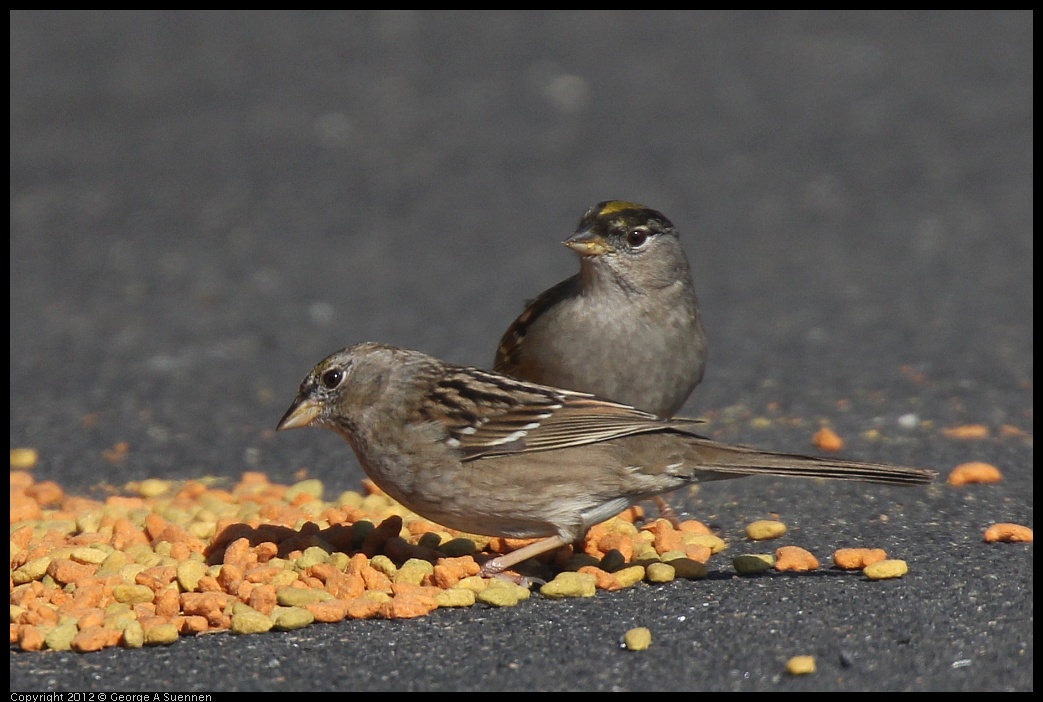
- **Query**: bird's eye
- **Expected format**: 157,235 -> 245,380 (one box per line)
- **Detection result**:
320,368 -> 344,389
626,228 -> 649,247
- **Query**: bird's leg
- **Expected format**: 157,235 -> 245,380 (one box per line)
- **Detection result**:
652,496 -> 682,528
479,534 -> 570,578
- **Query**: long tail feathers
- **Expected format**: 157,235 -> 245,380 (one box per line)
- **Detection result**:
684,441 -> 937,486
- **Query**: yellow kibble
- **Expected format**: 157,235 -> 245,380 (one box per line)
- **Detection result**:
540,572 -> 597,599
683,533 -> 727,553
44,622 -> 78,651
863,559 -> 909,580
477,586 -> 523,607
231,609 -> 274,634
613,565 -> 646,588
623,626 -> 652,651
120,621 -> 145,648
13,557 -> 51,584
369,554 -> 397,577
786,655 -> 817,675
645,562 -> 676,583
142,623 -> 179,646
284,478 -> 324,502
112,584 -> 155,604
436,588 -> 477,608
746,520 -> 787,541
136,478 -> 173,498
10,447 -> 39,469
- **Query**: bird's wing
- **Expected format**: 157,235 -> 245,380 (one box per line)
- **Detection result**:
422,365 -> 703,461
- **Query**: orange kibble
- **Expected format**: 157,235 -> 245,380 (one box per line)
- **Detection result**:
10,491 -> 43,523
25,480 -> 64,506
683,544 -> 713,564
578,565 -> 623,591
948,462 -> 1003,486
18,625 -> 45,652
71,626 -> 122,653
46,558 -> 96,585
344,597 -> 384,620
812,427 -> 845,452
175,615 -> 211,635
833,548 -> 888,570
775,546 -> 820,572
677,519 -> 712,535
102,441 -> 130,463
307,599 -> 351,623
984,523 -> 1033,543
943,424 -> 990,440
597,531 -> 635,562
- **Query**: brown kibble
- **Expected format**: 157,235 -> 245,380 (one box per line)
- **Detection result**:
943,424 -> 990,440
833,548 -> 888,570
984,523 -> 1033,543
775,546 -> 820,572
812,427 -> 845,452
948,462 -> 1003,486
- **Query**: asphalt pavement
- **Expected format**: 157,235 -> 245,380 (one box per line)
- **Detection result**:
10,11 -> 1032,691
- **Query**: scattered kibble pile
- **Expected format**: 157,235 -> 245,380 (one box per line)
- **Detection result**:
11,469 -> 730,653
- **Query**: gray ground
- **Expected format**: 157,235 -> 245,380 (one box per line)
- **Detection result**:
10,11 -> 1032,692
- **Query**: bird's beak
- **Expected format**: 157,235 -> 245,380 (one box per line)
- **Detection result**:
277,397 -> 321,431
564,229 -> 615,257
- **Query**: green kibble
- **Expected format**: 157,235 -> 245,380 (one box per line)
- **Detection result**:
176,560 -> 208,592
276,586 -> 330,607
665,557 -> 707,580
394,559 -> 434,585
272,606 -> 315,631
439,537 -> 478,558
294,546 -> 330,570
733,554 -> 775,575
599,549 -> 627,573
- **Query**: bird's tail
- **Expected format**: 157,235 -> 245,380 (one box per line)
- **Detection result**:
681,438 -> 937,486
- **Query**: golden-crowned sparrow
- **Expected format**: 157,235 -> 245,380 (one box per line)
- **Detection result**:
278,343 -> 936,577
495,200 -> 707,418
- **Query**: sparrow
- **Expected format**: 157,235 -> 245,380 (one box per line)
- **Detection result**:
278,343 -> 936,577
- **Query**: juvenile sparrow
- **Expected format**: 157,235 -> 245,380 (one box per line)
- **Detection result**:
278,343 -> 936,577
495,200 -> 707,418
